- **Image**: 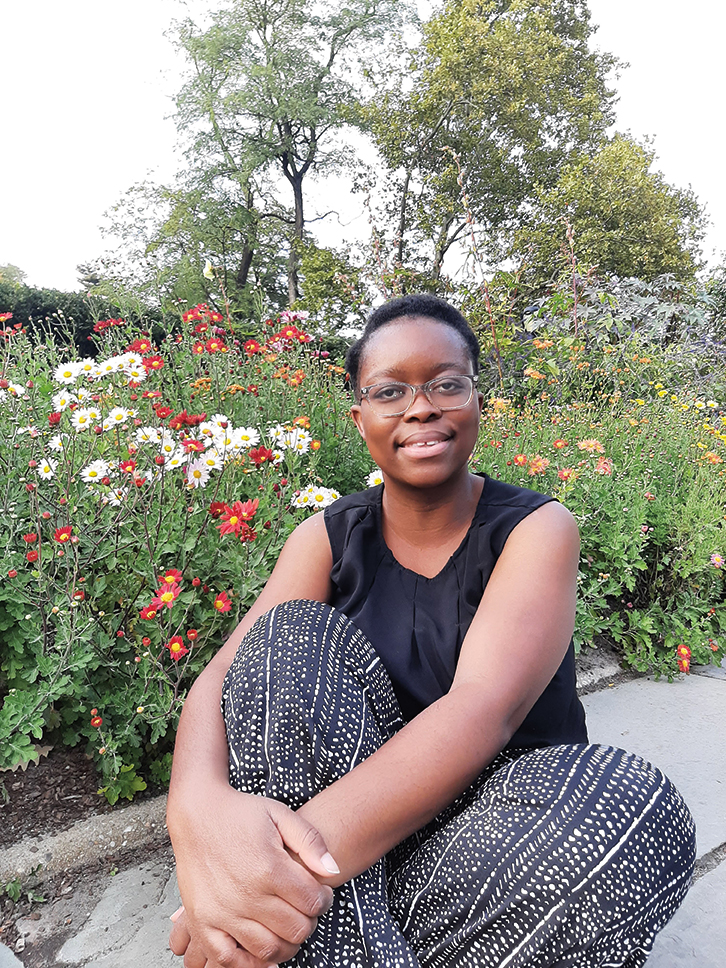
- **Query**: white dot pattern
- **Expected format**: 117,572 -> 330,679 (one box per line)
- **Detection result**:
222,600 -> 695,968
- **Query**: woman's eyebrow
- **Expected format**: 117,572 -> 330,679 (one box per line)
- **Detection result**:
363,361 -> 468,382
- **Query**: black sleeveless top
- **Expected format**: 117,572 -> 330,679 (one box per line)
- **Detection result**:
324,475 -> 587,750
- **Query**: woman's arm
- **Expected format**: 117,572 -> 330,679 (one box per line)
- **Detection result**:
296,500 -> 580,884
167,511 -> 338,968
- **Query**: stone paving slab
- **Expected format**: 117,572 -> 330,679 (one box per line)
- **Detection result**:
582,674 -> 726,858
52,857 -> 179,967
648,853 -> 726,967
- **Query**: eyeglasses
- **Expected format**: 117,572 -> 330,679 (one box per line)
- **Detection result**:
359,374 -> 478,416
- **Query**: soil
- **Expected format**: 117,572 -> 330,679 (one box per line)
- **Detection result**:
0,744 -> 157,849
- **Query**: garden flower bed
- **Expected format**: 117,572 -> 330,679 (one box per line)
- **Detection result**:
0,307 -> 723,801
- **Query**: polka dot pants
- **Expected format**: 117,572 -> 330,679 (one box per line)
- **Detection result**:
222,600 -> 696,968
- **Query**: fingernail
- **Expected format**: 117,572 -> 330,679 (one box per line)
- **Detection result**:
321,852 -> 340,874
169,905 -> 184,922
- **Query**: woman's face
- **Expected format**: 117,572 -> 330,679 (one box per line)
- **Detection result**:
351,316 -> 483,489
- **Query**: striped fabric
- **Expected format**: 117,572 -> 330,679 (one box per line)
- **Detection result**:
222,600 -> 695,968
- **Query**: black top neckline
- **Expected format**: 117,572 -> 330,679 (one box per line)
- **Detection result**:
374,474 -> 490,583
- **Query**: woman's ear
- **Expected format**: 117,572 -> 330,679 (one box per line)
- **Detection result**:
350,404 -> 366,440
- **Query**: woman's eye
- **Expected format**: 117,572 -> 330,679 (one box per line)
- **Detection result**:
433,378 -> 465,394
372,384 -> 406,401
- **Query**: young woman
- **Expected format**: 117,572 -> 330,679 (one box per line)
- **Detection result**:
167,295 -> 695,968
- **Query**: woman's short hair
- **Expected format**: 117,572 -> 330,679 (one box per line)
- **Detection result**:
345,295 -> 480,398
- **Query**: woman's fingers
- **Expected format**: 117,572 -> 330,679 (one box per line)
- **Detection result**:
169,908 -> 191,955
270,803 -> 340,881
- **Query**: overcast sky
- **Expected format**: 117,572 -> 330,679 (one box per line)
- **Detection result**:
2,0 -> 724,292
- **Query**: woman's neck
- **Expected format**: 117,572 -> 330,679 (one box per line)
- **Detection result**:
380,471 -> 485,577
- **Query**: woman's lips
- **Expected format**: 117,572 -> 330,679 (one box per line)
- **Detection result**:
397,434 -> 452,457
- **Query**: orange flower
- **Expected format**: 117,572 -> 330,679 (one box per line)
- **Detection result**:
704,451 -> 722,464
528,455 -> 550,475
557,467 -> 576,481
594,456 -> 614,476
552,439 -> 568,449
513,453 -> 528,467
577,439 -> 605,454
676,644 -> 691,674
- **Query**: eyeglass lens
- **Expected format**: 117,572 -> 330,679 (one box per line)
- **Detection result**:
366,376 -> 474,414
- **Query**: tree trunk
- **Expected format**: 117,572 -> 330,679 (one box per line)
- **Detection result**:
287,175 -> 305,304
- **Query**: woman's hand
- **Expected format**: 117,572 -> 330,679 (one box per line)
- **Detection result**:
168,783 -> 337,967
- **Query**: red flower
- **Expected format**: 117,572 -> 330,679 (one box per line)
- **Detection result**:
168,410 -> 188,430
192,576 -> 201,587
244,339 -> 261,355
142,636 -> 151,646
140,604 -> 159,620
186,628 -> 199,641
249,446 -> 274,467
181,438 -> 205,454
160,568 -> 183,586
194,321 -> 210,334
552,439 -> 568,449
213,591 -> 232,613
239,523 -> 257,544
205,337 -> 224,354
142,354 -> 165,371
676,643 -> 691,674
72,589 -> 85,601
165,635 -> 189,661
218,499 -> 259,536
48,411 -> 62,426
23,533 -> 38,543
127,338 -> 153,354
184,412 -> 206,427
119,459 -> 137,473
192,342 -> 205,355
208,501 -> 226,518
151,582 -> 182,610
558,467 -> 576,481
513,454 -> 528,467
54,526 -> 72,543
90,715 -> 103,728
26,550 -> 39,563
154,405 -> 174,419
8,569 -> 17,578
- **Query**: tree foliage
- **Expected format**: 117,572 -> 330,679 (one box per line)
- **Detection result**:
512,135 -> 707,286
363,0 -> 618,278
172,0 -> 411,302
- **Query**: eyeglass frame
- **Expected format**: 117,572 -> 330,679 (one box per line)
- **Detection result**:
358,374 -> 479,417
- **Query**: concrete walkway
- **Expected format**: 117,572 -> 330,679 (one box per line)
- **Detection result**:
3,662 -> 725,966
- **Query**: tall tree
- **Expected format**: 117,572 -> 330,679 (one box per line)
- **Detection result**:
173,0 -> 411,303
511,135 -> 706,285
363,0 -> 617,279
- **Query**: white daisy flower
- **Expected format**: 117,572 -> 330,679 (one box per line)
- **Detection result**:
135,426 -> 162,444
200,449 -> 224,470
81,459 -> 110,483
208,413 -> 231,430
196,421 -> 218,439
103,407 -> 135,431
71,408 -> 93,432
165,450 -> 188,470
284,428 -> 312,454
76,358 -> 97,379
6,382 -> 25,396
38,458 -> 57,480
366,468 -> 384,487
267,424 -> 287,444
125,366 -> 147,383
103,485 -> 128,507
48,434 -> 67,451
186,459 -> 211,489
54,361 -> 82,384
52,390 -> 77,411
237,427 -> 260,449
